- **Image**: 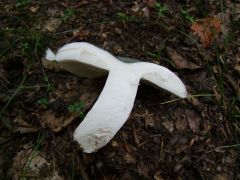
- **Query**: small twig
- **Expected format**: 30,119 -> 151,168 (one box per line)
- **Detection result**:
19,85 -> 49,89
54,28 -> 80,35
219,144 -> 240,148
159,94 -> 215,105
20,131 -> 44,178
0,61 -> 34,129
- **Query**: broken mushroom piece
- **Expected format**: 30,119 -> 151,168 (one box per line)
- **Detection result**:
45,42 -> 187,153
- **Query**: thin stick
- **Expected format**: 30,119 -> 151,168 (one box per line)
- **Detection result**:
160,94 -> 215,105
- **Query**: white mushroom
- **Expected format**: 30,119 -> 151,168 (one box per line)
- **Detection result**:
45,42 -> 187,153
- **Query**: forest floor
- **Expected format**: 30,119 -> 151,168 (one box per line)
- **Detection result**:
0,0 -> 239,179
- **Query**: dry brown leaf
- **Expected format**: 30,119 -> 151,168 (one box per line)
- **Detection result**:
43,18 -> 61,32
41,58 -> 63,71
124,153 -> 136,164
185,109 -> 201,132
162,120 -> 174,133
175,116 -> 188,132
144,113 -> 155,128
137,161 -> 149,178
154,170 -> 164,180
142,7 -> 150,17
11,146 -> 63,179
174,108 -> 188,132
40,110 -> 79,132
191,17 -> 221,48
29,5 -> 39,13
132,2 -> 140,12
212,174 -> 230,180
166,47 -> 200,69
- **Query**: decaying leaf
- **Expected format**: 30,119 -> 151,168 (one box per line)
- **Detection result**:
11,145 -> 63,179
191,17 -> 221,47
174,108 -> 201,133
41,58 -> 63,71
40,110 -> 79,132
43,18 -> 61,32
175,117 -> 188,132
185,109 -> 201,132
162,120 -> 174,133
166,47 -> 200,69
29,5 -> 39,13
137,161 -> 149,178
212,173 -> 230,180
144,113 -> 155,128
124,153 -> 136,164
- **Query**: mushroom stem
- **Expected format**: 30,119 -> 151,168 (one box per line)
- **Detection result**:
74,63 -> 140,153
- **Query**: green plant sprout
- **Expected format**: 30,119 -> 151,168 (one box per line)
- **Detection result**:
43,76 -> 53,92
16,0 -> 31,8
68,101 -> 85,117
117,12 -> 131,21
155,2 -> 168,17
62,8 -> 75,22
36,97 -> 48,108
180,9 -> 195,23
116,12 -> 136,27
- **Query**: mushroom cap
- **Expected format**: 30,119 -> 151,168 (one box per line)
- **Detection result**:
131,62 -> 187,98
45,42 -> 187,98
48,42 -> 119,77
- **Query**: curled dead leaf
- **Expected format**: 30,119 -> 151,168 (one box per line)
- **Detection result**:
166,47 -> 200,69
191,17 -> 221,48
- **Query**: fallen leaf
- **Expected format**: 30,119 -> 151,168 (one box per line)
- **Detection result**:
166,47 -> 200,69
124,153 -> 136,164
162,120 -> 174,133
11,146 -> 63,179
191,17 -> 221,47
174,108 -> 188,132
154,170 -> 164,180
212,173 -> 229,180
132,2 -> 140,12
144,113 -> 155,128
185,109 -> 201,132
29,5 -> 39,13
40,110 -> 79,132
41,58 -> 63,71
43,18 -> 61,32
137,161 -> 149,178
142,7 -> 150,17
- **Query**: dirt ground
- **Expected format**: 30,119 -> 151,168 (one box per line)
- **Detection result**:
0,0 -> 240,179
